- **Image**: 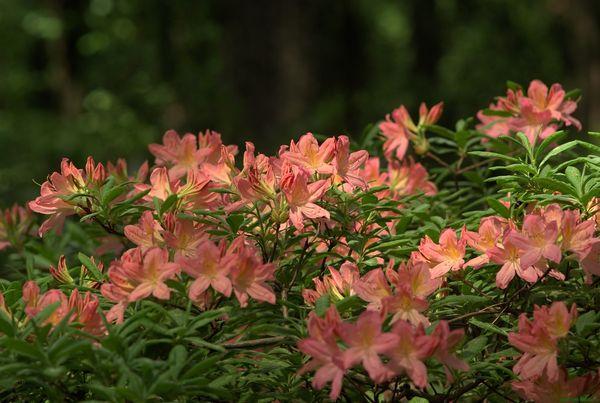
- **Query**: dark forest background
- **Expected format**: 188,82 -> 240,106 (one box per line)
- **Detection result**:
1,0 -> 599,203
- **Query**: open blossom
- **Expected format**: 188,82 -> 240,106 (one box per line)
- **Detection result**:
228,238 -> 276,307
124,210 -> 164,250
488,229 -> 538,289
149,130 -> 204,179
463,216 -> 506,268
298,306 -> 347,400
382,286 -> 430,326
387,159 -> 436,199
331,135 -> 369,191
418,228 -> 466,278
382,321 -> 436,388
162,213 -> 207,258
135,167 -> 212,206
508,302 -> 576,382
177,238 -> 232,300
512,367 -> 599,403
385,257 -> 442,298
477,79 -> 580,142
512,214 -> 562,268
29,158 -> 104,236
281,167 -> 330,230
281,133 -> 335,174
352,268 -> 393,311
560,209 -> 597,260
339,310 -> 398,383
233,142 -> 277,204
302,262 -> 360,305
430,321 -> 468,382
101,247 -> 180,305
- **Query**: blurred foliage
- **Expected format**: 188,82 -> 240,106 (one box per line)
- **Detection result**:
0,0 -> 598,203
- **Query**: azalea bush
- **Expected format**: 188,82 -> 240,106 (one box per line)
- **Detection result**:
0,79 -> 599,402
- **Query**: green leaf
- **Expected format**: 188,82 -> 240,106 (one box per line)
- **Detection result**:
565,166 -> 582,196
468,318 -> 508,336
78,252 -> 104,282
160,194 -> 179,215
487,197 -> 510,217
315,295 -> 330,317
539,141 -> 578,167
575,311 -> 597,336
534,130 -> 566,160
468,151 -> 520,163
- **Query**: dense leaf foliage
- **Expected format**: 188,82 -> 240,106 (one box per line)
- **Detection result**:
0,79 -> 599,401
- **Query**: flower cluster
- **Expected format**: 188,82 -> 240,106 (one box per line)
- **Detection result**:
414,203 -> 599,289
477,80 -> 581,143
298,306 -> 467,400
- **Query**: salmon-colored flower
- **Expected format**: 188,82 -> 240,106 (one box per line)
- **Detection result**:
101,247 -> 180,304
383,321 -> 436,388
508,302 -> 576,382
385,258 -> 442,298
418,228 -> 466,278
135,167 -> 212,209
526,79 -> 581,129
387,159 -> 437,199
49,255 -> 74,284
380,103 -> 443,160
488,229 -> 538,289
331,135 -> 369,191
298,306 -> 347,400
162,213 -> 207,258
124,211 -> 164,250
382,287 -> 430,326
512,214 -> 562,268
430,321 -> 468,382
281,133 -> 335,174
177,238 -> 232,299
228,238 -> 276,307
339,310 -> 398,383
149,130 -> 204,179
512,368 -> 598,403
353,268 -> 393,311
281,167 -> 330,230
0,204 -> 34,250
463,216 -> 506,268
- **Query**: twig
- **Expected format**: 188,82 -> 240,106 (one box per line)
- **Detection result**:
223,336 -> 289,349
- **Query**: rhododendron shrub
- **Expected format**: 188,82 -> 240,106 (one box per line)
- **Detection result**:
0,79 -> 599,401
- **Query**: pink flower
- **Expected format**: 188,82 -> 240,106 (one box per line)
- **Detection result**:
0,204 -> 34,250
228,238 -> 276,307
512,214 -> 562,268
508,302 -> 576,382
353,268 -> 393,311
177,239 -> 232,300
385,258 -> 442,298
298,306 -> 347,400
382,287 -> 430,326
418,228 -> 466,278
383,321 -> 436,388
488,229 -> 538,289
101,247 -> 180,303
162,213 -> 207,258
281,167 -> 330,231
28,158 -> 89,235
124,210 -> 164,250
512,368 -> 598,403
339,310 -> 398,383
331,136 -> 369,191
49,255 -> 74,284
463,216 -> 506,268
387,159 -> 437,199
149,130 -> 204,179
380,106 -> 411,161
526,79 -> 581,129
560,209 -> 596,260
380,103 -> 443,160
430,321 -> 469,382
281,133 -> 335,174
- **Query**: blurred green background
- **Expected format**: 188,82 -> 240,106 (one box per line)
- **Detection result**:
1,0 -> 599,203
